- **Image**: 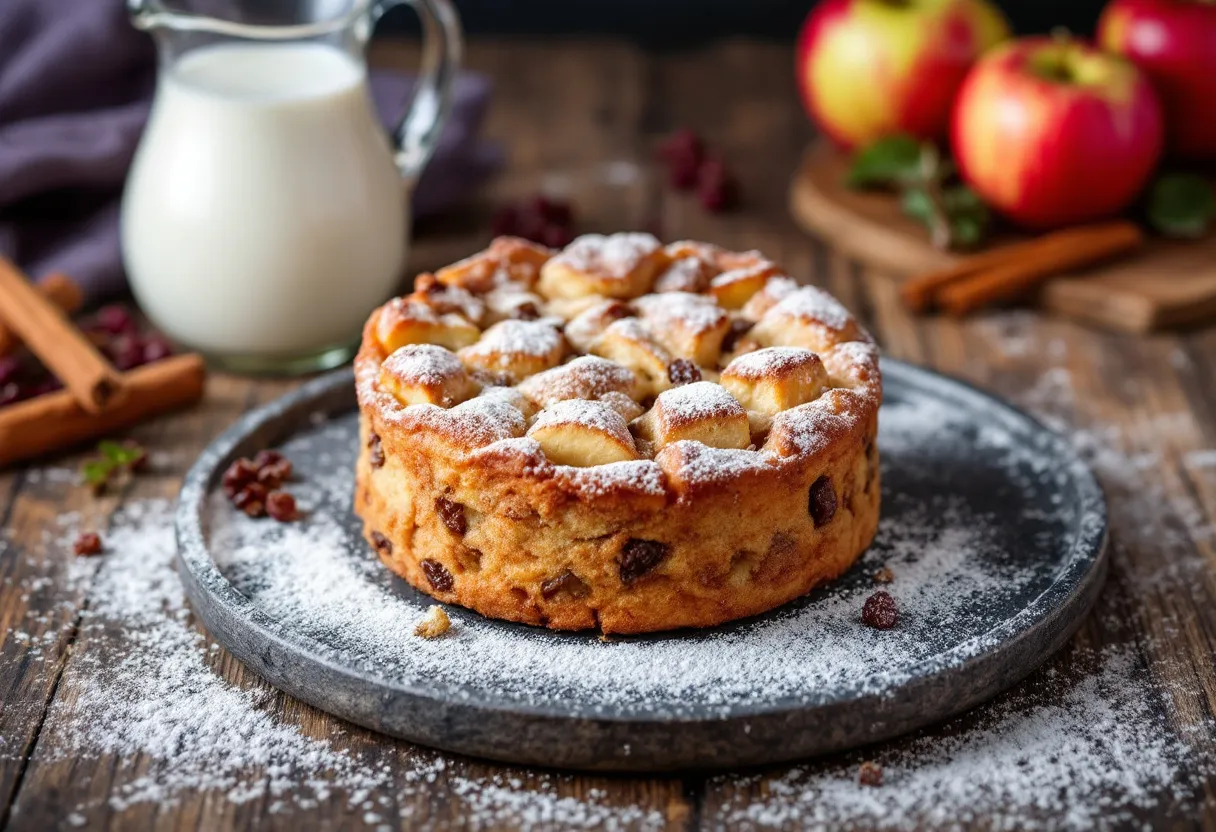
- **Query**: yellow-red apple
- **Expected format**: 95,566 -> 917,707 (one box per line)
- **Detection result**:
951,37 -> 1164,229
797,0 -> 1010,149
1099,0 -> 1216,160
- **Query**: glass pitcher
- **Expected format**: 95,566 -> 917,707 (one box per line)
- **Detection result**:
121,0 -> 461,375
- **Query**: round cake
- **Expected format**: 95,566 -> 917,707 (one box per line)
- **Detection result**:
354,234 -> 881,634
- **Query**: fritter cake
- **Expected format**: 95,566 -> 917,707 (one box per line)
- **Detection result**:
354,234 -> 881,634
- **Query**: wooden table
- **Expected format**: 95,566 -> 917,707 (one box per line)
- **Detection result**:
2,39 -> 1214,829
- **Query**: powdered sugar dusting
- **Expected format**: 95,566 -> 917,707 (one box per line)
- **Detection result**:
551,232 -> 660,276
724,346 -> 820,379
765,286 -> 853,331
655,381 -> 746,423
9,360 -> 1210,826
461,319 -> 563,361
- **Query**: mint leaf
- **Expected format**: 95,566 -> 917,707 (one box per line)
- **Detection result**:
847,135 -> 923,189
900,186 -> 935,224
80,459 -> 114,489
97,440 -> 125,462
1148,173 -> 1215,238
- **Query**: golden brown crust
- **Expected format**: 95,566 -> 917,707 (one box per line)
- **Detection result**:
354,233 -> 881,634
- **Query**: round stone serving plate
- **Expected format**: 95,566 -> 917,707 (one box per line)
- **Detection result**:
177,360 -> 1107,772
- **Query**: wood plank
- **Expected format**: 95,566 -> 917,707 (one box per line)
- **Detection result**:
790,141 -> 1216,335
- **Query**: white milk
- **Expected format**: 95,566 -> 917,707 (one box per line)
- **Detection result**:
122,42 -> 407,358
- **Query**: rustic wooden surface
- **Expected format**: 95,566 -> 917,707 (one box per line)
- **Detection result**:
789,141 -> 1216,334
1,39 -> 1215,829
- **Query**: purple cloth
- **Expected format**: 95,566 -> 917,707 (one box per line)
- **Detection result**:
0,0 -> 500,303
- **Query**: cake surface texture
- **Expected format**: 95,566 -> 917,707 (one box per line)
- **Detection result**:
355,234 -> 881,634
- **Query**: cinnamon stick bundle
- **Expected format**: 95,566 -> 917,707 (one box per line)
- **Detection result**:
900,221 -> 1145,316
0,260 -> 124,411
0,354 -> 206,467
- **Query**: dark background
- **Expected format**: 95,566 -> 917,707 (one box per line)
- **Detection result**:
382,1 -> 1108,41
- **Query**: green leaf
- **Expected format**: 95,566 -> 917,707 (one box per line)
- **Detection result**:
950,213 -> 988,249
97,439 -> 125,462
900,186 -> 935,225
1148,173 -> 1215,238
80,459 -> 114,487
847,135 -> 923,189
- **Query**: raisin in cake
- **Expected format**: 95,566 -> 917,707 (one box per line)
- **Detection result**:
354,234 -> 881,634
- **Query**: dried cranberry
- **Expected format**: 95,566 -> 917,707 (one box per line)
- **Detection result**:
253,450 -> 284,469
861,591 -> 899,630
435,497 -> 467,536
141,334 -> 174,364
809,476 -> 837,527
698,156 -> 739,213
73,532 -> 103,557
668,155 -> 701,190
367,432 -> 385,468
491,204 -> 520,237
234,483 -> 268,518
108,335 -> 145,371
541,570 -> 590,599
858,761 -> 883,786
667,359 -> 702,386
266,490 -> 298,522
540,224 -> 574,249
657,128 -> 705,168
222,458 -> 259,498
619,538 -> 667,585
421,559 -> 454,592
0,383 -> 23,406
0,356 -> 21,387
95,305 -> 136,336
370,531 -> 392,555
27,378 -> 62,398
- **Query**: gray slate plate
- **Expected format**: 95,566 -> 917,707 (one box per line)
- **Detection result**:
176,360 -> 1107,771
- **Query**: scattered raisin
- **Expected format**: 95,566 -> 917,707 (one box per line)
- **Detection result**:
513,302 -> 541,321
541,570 -> 590,599
721,319 -> 754,354
435,497 -> 467,536
370,531 -> 392,555
667,359 -> 702,386
809,475 -> 837,527
873,566 -> 894,584
222,458 -> 258,498
619,539 -> 668,585
858,761 -> 883,787
367,432 -> 385,469
421,559 -> 454,592
862,591 -> 899,630
73,532 -> 103,557
234,483 -> 268,518
266,491 -> 298,522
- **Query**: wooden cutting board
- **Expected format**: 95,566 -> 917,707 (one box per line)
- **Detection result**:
789,141 -> 1216,333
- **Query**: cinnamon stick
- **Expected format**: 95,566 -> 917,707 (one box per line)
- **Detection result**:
0,259 -> 124,412
900,221 -> 1142,314
0,353 -> 205,467
938,222 -> 1145,317
0,273 -> 83,356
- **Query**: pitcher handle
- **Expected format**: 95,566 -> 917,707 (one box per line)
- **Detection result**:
374,0 -> 463,186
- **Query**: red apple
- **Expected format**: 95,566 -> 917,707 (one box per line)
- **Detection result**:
797,0 -> 1010,150
1099,0 -> 1216,160
951,37 -> 1164,229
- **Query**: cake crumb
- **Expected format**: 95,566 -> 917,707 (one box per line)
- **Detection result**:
414,605 -> 451,639
873,566 -> 894,584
